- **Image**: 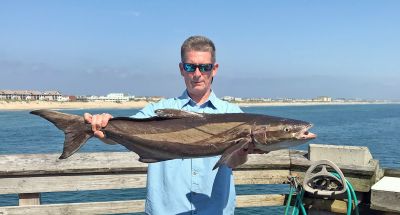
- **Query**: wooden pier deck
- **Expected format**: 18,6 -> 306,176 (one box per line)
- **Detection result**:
0,144 -> 399,214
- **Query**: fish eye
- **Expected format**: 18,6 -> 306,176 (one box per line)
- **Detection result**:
283,127 -> 290,132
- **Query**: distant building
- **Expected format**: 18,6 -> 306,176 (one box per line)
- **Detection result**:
0,90 -> 62,101
222,96 -> 235,102
68,96 -> 77,101
221,96 -> 244,102
57,96 -> 70,102
85,93 -> 135,102
313,96 -> 332,102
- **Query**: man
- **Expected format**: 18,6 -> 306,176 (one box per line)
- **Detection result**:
85,35 -> 242,214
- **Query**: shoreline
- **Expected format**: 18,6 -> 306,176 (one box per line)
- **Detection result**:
0,100 -> 398,111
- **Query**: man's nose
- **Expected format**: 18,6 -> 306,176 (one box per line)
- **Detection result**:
193,68 -> 202,77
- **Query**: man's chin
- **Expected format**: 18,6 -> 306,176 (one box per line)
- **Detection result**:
188,87 -> 208,96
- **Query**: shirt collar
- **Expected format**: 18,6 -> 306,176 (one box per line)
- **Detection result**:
178,90 -> 221,110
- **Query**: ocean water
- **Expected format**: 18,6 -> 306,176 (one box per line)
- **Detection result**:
0,104 -> 399,214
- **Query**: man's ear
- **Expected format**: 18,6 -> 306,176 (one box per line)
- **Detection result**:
179,63 -> 185,77
212,63 -> 219,77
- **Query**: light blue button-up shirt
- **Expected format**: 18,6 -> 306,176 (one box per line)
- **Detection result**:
132,90 -> 242,215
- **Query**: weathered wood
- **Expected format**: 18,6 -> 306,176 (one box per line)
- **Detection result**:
0,170 -> 289,194
0,150 -> 290,176
0,152 -> 148,177
18,193 -> 40,206
234,170 -> 289,185
236,150 -> 290,170
0,174 -> 147,194
0,150 -> 377,177
384,168 -> 400,178
0,200 -> 144,215
236,194 -> 286,207
0,145 -> 397,214
0,194 -> 286,214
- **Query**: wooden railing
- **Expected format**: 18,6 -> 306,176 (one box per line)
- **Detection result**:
0,145 -> 384,214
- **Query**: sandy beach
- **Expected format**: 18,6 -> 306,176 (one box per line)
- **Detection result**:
0,100 -> 396,111
0,101 -> 150,111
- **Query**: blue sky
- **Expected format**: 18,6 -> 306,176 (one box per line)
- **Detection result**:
0,1 -> 399,99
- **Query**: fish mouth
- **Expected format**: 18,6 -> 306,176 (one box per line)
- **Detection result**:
299,124 -> 316,139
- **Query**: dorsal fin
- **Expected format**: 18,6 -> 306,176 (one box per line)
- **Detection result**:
154,109 -> 203,119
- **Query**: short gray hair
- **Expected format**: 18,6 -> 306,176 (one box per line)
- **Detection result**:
181,35 -> 216,63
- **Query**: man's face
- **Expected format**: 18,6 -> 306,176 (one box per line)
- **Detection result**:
179,51 -> 218,99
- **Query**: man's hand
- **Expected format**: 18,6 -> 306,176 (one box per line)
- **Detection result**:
84,113 -> 113,139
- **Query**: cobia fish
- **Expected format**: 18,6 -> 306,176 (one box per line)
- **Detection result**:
30,109 -> 316,169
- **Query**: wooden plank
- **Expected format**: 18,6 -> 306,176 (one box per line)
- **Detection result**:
0,152 -> 148,176
18,193 -> 40,206
234,170 -> 289,185
0,149 -> 379,177
236,150 -> 290,170
236,194 -> 286,207
0,151 -> 290,176
0,200 -> 144,215
384,168 -> 400,178
0,169 -> 288,194
0,194 -> 286,214
0,174 -> 147,194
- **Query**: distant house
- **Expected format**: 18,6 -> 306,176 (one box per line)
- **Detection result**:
222,96 -> 235,101
68,96 -> 77,101
0,90 -> 62,101
313,96 -> 332,102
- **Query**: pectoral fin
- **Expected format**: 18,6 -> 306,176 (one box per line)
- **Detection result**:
155,109 -> 203,119
213,138 -> 252,170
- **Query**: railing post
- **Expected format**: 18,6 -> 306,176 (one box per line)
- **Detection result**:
18,193 -> 41,205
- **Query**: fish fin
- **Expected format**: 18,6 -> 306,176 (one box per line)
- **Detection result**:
213,138 -> 252,170
30,109 -> 93,159
154,109 -> 203,119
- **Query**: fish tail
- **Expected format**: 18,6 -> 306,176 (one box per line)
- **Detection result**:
30,109 -> 93,159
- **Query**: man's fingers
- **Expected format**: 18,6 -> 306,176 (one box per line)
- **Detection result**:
101,113 -> 113,128
84,113 -> 112,134
91,115 -> 101,132
83,113 -> 92,123
94,130 -> 105,139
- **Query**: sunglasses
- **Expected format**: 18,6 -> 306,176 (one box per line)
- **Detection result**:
182,63 -> 214,73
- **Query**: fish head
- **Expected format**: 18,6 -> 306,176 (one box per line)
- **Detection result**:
252,118 -> 316,151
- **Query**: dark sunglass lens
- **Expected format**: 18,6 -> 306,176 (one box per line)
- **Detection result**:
184,64 -> 195,72
198,64 -> 211,72
183,63 -> 213,72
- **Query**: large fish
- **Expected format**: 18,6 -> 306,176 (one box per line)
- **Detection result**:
30,109 -> 316,169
